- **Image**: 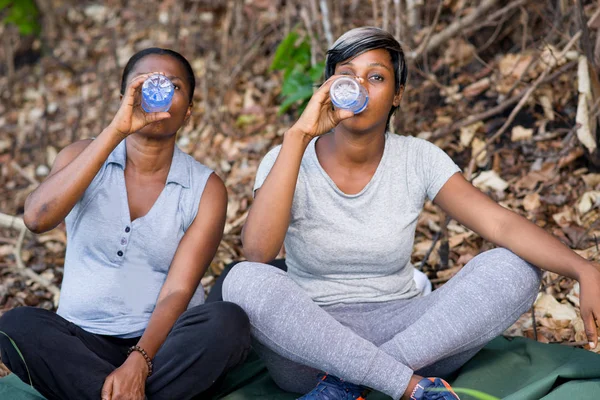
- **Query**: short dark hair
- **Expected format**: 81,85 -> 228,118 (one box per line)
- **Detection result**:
325,27 -> 407,129
120,48 -> 196,103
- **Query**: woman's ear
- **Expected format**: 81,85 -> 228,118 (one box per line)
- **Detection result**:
393,85 -> 404,107
184,102 -> 193,122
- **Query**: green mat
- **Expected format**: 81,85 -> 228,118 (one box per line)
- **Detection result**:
2,336 -> 600,399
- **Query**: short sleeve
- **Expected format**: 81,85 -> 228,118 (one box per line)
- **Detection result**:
183,161 -> 214,231
416,139 -> 461,201
253,145 -> 282,194
65,161 -> 110,226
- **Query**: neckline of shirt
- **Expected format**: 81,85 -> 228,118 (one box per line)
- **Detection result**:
307,132 -> 390,199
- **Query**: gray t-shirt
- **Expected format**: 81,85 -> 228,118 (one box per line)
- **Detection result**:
254,133 -> 461,306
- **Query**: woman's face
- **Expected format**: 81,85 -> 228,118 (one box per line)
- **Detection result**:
333,48 -> 402,133
125,54 -> 192,136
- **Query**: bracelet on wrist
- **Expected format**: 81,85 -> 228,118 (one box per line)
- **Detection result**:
127,345 -> 153,377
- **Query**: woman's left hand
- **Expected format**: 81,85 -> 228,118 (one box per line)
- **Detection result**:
101,352 -> 149,400
578,265 -> 600,349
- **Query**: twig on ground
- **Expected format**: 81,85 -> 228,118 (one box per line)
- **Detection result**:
432,59 -> 577,139
408,0 -> 500,61
531,305 -> 538,341
220,1 -> 234,66
0,213 -> 26,231
382,0 -> 389,33
419,230 -> 441,271
300,6 -> 318,68
560,340 -> 590,347
372,0 -> 378,26
319,0 -> 333,48
393,0 -> 404,42
464,0 -> 528,36
471,31 -> 580,160
10,161 -> 39,186
405,0 -> 421,32
575,0 -> 596,72
438,215 -> 450,269
413,1 -> 444,60
309,0 -> 322,38
0,213 -> 61,307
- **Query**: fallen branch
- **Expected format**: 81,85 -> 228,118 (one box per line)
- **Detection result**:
432,59 -> 578,139
473,32 -> 581,159
0,213 -> 26,231
0,213 -> 60,307
409,0 -> 500,61
412,1 -> 444,59
10,161 -> 39,186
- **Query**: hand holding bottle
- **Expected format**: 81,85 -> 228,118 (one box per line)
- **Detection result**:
109,72 -> 172,138
290,75 -> 357,139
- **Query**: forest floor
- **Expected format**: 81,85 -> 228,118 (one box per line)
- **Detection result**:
2,0 -> 600,376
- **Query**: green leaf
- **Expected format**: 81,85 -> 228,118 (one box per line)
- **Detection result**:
279,85 -> 314,114
429,387 -> 500,400
281,67 -> 311,87
271,27 -> 324,116
0,330 -> 33,386
270,31 -> 299,71
1,0 -> 41,36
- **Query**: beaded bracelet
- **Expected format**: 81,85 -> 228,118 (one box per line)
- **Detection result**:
127,345 -> 153,377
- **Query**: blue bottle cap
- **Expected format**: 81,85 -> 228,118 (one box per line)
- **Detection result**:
141,74 -> 174,113
329,77 -> 368,114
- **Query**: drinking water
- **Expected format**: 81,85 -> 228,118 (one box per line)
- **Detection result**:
329,77 -> 369,114
141,74 -> 174,113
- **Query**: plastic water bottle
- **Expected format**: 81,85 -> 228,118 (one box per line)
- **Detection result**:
329,77 -> 369,114
141,74 -> 174,113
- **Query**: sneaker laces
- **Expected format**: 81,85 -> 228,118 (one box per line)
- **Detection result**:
297,374 -> 368,400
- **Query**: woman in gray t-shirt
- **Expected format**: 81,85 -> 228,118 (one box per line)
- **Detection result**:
223,27 -> 600,400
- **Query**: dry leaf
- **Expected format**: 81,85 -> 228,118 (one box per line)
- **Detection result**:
552,208 -> 576,228
511,125 -> 534,142
539,95 -> 555,121
499,53 -> 533,79
566,282 -> 580,307
472,170 -> 509,192
535,293 -> 578,320
576,56 -> 597,153
462,78 -> 490,98
523,193 -> 541,211
576,191 -> 600,215
459,122 -> 483,147
581,173 -> 600,188
448,232 -> 474,248
471,137 -> 487,167
436,266 -> 462,281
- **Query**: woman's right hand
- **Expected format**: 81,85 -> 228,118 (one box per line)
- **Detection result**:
109,72 -> 172,138
291,75 -> 356,139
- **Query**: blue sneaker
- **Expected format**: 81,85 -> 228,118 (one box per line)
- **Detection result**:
297,374 -> 369,400
409,377 -> 460,400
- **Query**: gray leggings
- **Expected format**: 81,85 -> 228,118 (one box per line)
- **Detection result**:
222,248 -> 541,400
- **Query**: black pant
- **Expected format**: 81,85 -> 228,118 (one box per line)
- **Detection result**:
0,302 -> 251,400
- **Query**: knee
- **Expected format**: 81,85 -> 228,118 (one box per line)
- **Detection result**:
480,248 -> 541,303
211,301 -> 250,331
222,261 -> 284,305
207,302 -> 251,348
0,307 -> 45,339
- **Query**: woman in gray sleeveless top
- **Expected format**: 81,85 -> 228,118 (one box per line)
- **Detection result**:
221,27 -> 600,400
0,48 -> 250,400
